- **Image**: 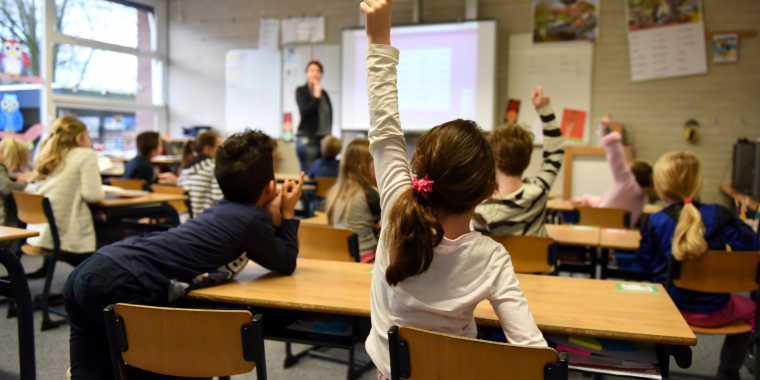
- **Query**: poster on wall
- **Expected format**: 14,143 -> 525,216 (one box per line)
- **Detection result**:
626,0 -> 707,82
712,33 -> 738,63
560,109 -> 587,142
532,0 -> 600,44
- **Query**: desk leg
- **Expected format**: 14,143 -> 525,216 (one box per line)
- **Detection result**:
0,248 -> 36,380
600,248 -> 609,280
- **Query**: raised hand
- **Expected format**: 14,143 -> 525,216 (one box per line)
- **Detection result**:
531,85 -> 550,109
281,172 -> 305,219
360,0 -> 393,45
599,112 -> 612,127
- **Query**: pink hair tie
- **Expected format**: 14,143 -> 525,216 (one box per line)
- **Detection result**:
412,175 -> 434,197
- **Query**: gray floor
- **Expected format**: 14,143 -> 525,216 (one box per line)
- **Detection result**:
0,255 -> 754,380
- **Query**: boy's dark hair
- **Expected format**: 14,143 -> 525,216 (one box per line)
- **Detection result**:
215,129 -> 277,204
136,132 -> 160,158
488,125 -> 534,176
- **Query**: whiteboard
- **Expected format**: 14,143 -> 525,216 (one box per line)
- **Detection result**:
282,44 -> 341,137
225,49 -> 282,138
570,156 -> 614,198
507,33 -> 593,145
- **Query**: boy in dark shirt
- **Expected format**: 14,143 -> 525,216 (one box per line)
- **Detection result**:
64,129 -> 305,379
122,131 -> 176,190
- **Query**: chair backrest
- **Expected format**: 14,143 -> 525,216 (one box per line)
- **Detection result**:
110,178 -> 145,191
314,177 -> 337,198
666,251 -> 760,294
485,234 -> 557,273
388,326 -> 567,380
574,206 -> 631,229
104,304 -> 266,379
298,224 -> 359,262
12,191 -> 48,224
151,184 -> 189,215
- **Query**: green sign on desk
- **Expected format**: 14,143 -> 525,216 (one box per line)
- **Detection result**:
367,268 -> 374,274
616,282 -> 659,294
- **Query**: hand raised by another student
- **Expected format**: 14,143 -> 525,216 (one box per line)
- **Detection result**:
599,112 -> 612,127
531,85 -> 550,109
361,0 -> 393,45
281,172 -> 305,220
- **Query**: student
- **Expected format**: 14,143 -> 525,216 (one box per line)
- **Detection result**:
177,130 -> 224,217
472,86 -> 565,237
324,138 -> 380,262
359,2 -> 547,379
637,151 -> 760,380
571,113 -> 654,226
63,129 -> 304,379
122,131 -> 177,190
308,135 -> 341,179
27,115 -> 105,259
0,138 -> 29,227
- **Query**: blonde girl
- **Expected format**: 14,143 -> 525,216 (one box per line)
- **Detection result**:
361,2 -> 546,379
324,138 -> 380,262
636,151 -> 759,380
178,130 -> 224,217
0,137 -> 30,226
27,114 -> 104,257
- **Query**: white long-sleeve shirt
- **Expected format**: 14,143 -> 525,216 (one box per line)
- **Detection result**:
364,44 -> 547,379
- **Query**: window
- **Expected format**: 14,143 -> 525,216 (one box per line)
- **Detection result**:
57,107 -> 156,152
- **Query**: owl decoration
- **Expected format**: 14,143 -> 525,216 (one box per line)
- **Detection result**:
1,40 -> 29,77
0,94 -> 23,133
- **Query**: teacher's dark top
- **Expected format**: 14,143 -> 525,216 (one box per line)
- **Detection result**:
296,85 -> 332,137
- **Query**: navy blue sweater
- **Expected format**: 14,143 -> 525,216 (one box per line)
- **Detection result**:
122,155 -> 155,190
636,202 -> 760,313
99,200 -> 299,302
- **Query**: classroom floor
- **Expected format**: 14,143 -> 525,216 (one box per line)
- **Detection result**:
0,255 -> 754,380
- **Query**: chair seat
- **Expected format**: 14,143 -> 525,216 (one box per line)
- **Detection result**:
21,245 -> 50,256
689,320 -> 752,335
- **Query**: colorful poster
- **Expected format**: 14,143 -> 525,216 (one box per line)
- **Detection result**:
626,0 -> 701,32
712,33 -> 738,63
561,109 -> 587,141
532,0 -> 600,44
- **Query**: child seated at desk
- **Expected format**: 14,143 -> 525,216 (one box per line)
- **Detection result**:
472,86 -> 565,237
307,135 -> 342,211
63,129 -> 304,379
27,115 -> 105,262
637,151 -> 760,380
122,131 -> 177,190
0,137 -> 29,229
324,138 -> 380,262
359,3 -> 547,379
178,130 -> 224,217
571,113 -> 655,226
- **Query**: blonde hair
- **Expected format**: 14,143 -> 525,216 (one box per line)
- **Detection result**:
321,135 -> 342,158
325,138 -> 376,224
32,114 -> 88,181
653,151 -> 707,261
0,138 -> 29,172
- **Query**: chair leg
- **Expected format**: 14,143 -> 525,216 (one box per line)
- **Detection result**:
6,298 -> 17,318
283,342 -> 310,368
40,256 -> 65,331
755,340 -> 759,380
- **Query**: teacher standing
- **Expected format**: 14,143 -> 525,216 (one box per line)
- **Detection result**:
296,61 -> 333,173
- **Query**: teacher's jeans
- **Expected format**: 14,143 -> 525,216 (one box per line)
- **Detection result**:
296,135 -> 323,174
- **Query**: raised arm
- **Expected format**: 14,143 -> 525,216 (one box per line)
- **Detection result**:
527,87 -> 565,191
363,0 -> 412,220
599,124 -> 631,183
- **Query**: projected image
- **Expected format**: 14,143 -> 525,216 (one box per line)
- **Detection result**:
532,0 -> 599,44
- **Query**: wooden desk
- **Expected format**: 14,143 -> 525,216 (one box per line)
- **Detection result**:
0,226 -> 38,242
97,193 -> 188,208
301,213 -> 328,226
101,168 -> 124,177
721,184 -> 759,209
106,155 -> 183,165
186,259 -> 696,346
276,173 -> 313,183
547,200 -> 662,215
545,224 -> 599,247
600,229 -> 641,251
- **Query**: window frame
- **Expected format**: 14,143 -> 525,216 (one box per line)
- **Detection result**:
42,0 -> 167,135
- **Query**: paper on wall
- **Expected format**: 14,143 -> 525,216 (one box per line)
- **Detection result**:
310,15 -> 325,43
259,18 -> 280,50
296,17 -> 311,42
281,18 -> 297,45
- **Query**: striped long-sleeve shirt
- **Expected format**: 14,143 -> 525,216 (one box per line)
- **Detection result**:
472,104 -> 565,237
177,156 -> 224,218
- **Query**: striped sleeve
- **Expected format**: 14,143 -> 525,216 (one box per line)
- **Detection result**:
177,159 -> 223,217
528,103 -> 565,191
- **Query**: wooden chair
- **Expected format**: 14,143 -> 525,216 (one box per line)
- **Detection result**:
104,304 -> 266,380
298,224 -> 360,262
12,191 -> 68,331
665,250 -> 760,377
573,206 -> 631,229
485,234 -> 558,274
151,184 -> 193,219
387,326 -> 568,380
314,177 -> 337,198
109,178 -> 145,191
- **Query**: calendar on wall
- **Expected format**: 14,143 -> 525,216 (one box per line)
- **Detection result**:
625,0 -> 707,82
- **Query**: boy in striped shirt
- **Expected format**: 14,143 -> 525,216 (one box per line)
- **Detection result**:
473,86 -> 565,237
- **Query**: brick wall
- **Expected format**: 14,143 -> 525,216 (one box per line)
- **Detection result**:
168,0 -> 760,203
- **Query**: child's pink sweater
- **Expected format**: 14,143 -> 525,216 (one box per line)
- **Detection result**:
581,132 -> 646,225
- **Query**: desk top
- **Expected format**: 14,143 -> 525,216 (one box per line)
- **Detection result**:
721,184 -> 759,209
546,200 -> 662,215
186,259 -> 696,346
600,229 -> 642,251
97,193 -> 188,208
100,168 -> 125,177
106,155 -> 182,165
0,226 -> 39,242
276,173 -> 313,183
545,224 -> 599,247
301,213 -> 328,226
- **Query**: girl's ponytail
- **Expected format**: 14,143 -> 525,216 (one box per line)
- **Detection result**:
31,114 -> 87,181
182,139 -> 195,168
385,188 -> 443,286
672,200 -> 708,261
